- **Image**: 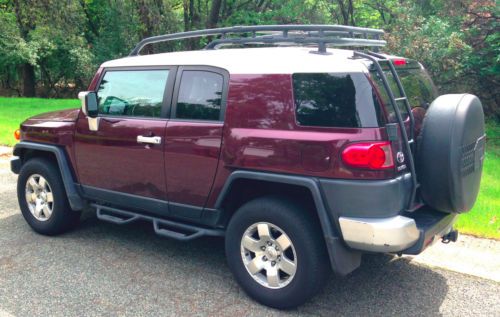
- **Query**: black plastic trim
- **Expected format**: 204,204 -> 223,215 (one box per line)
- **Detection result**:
215,170 -> 362,276
10,157 -> 22,174
319,173 -> 412,219
402,208 -> 457,254
81,185 -> 222,228
169,201 -> 203,219
12,141 -> 85,211
81,185 -> 169,216
93,203 -> 224,241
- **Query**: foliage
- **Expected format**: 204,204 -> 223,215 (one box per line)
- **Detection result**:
0,0 -> 498,119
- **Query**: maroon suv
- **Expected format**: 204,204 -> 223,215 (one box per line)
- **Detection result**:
10,25 -> 486,309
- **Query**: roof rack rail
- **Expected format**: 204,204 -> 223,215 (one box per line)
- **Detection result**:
129,24 -> 386,56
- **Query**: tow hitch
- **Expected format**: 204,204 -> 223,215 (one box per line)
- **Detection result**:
442,230 -> 458,244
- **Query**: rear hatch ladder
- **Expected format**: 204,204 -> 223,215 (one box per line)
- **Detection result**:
353,51 -> 419,211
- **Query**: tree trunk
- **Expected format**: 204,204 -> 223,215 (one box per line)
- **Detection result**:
207,0 -> 222,28
22,63 -> 36,97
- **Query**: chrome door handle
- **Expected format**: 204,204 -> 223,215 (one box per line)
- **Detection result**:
137,135 -> 162,145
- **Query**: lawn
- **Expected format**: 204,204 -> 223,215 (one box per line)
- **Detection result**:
0,97 -> 498,239
0,97 -> 79,146
455,121 -> 500,239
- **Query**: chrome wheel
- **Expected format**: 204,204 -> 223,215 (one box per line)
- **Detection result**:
25,174 -> 54,221
240,222 -> 297,289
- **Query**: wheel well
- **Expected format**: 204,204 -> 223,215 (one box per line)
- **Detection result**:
217,178 -> 319,227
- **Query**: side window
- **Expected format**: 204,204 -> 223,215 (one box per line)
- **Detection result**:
370,62 -> 410,123
97,70 -> 169,118
293,73 -> 381,128
175,70 -> 223,121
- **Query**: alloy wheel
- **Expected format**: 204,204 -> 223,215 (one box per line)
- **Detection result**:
240,222 -> 297,289
25,174 -> 54,221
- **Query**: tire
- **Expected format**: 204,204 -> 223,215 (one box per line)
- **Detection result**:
417,94 -> 485,213
225,196 -> 330,309
17,158 -> 81,235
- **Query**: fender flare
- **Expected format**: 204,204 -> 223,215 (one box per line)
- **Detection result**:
12,141 -> 84,211
215,170 -> 361,276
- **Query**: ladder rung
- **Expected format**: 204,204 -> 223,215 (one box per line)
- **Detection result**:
408,139 -> 414,144
395,97 -> 407,101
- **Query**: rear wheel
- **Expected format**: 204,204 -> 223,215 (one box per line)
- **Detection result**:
17,158 -> 81,235
225,196 -> 330,309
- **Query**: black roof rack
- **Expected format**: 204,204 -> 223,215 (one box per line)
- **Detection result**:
129,24 -> 386,56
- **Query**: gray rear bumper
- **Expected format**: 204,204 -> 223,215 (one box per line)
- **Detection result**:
339,215 -> 420,252
319,173 -> 457,254
339,211 -> 457,253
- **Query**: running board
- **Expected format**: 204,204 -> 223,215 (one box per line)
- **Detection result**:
92,204 -> 224,241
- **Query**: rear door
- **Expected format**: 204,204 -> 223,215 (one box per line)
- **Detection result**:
164,66 -> 228,219
74,67 -> 176,215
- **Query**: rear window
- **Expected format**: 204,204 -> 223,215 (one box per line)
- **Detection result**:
398,66 -> 438,108
370,62 -> 437,123
292,73 -> 383,128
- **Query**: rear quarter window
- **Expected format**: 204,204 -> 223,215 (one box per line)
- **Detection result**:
398,66 -> 438,109
292,73 -> 383,128
369,62 -> 438,124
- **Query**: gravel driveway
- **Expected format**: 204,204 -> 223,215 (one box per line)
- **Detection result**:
0,159 -> 499,317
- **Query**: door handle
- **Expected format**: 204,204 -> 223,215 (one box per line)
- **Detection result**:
137,135 -> 162,145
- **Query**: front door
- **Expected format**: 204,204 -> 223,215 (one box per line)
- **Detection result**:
74,67 -> 175,215
165,66 -> 228,219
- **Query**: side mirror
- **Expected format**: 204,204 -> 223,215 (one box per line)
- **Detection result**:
78,91 -> 98,118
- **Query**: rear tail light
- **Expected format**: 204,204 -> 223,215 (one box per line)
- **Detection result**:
14,129 -> 21,141
341,141 -> 394,170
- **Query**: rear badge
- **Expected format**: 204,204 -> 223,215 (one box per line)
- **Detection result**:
397,152 -> 405,164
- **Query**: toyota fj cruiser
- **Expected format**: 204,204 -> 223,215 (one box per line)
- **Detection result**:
10,25 -> 486,309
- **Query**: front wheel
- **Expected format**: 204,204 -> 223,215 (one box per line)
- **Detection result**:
225,196 -> 330,309
17,158 -> 81,235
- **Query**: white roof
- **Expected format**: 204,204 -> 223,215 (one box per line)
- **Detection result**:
101,47 -> 368,75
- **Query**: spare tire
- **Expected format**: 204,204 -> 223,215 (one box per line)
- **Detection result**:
417,94 -> 486,213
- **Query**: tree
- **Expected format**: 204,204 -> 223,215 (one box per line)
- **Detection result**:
0,0 -> 497,119
11,0 -> 36,96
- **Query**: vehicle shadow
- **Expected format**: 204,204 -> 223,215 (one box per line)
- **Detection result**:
77,212 -> 448,316
0,211 -> 448,316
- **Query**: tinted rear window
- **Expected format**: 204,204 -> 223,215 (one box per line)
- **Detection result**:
398,67 -> 438,108
292,73 -> 383,128
370,62 -> 437,123
175,70 -> 223,121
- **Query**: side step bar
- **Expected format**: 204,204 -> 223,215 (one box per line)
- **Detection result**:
92,204 -> 225,241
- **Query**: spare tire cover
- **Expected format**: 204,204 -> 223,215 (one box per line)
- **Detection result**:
417,94 -> 485,213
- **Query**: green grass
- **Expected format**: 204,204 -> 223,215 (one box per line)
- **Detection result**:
455,121 -> 500,239
0,97 -> 498,239
0,97 -> 79,146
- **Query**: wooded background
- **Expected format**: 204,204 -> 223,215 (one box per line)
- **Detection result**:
0,0 -> 498,119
